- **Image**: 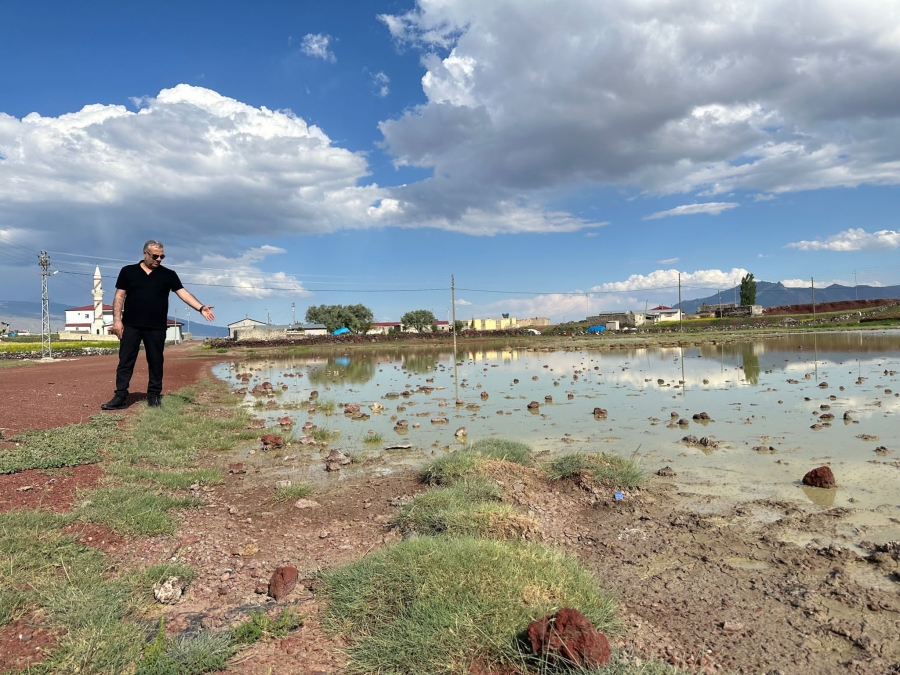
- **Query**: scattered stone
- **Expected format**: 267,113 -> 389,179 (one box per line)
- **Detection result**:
802,466 -> 836,488
344,403 -> 361,414
874,446 -> 893,456
228,463 -> 246,474
544,395 -> 553,402
385,443 -> 412,450
527,401 -> 541,409
818,381 -> 829,388
260,434 -> 284,450
754,446 -> 777,454
279,416 -> 293,426
526,607 -> 611,668
431,417 -> 449,424
294,499 -> 321,509
275,480 -> 292,489
592,407 -> 607,418
325,449 -> 351,471
721,620 -> 744,633
153,576 -> 187,604
309,390 -> 319,399
16,485 -> 33,492
692,412 -> 711,420
856,434 -> 879,441
268,566 -> 299,600
297,435 -> 316,445
254,581 -> 268,594
234,542 -> 259,557
395,419 -> 409,428
370,402 -> 384,412
657,466 -> 676,477
455,427 -> 467,438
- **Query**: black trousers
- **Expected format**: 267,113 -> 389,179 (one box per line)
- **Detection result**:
115,326 -> 167,397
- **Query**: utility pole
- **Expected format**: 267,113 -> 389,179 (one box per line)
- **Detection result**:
811,277 -> 816,323
678,272 -> 683,333
451,274 -> 459,403
38,251 -> 52,358
853,270 -> 858,300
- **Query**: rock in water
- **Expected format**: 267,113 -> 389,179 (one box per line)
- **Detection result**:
526,607 -> 611,667
268,566 -> 299,600
802,466 -> 836,488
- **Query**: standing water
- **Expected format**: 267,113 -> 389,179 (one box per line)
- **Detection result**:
213,332 -> 900,516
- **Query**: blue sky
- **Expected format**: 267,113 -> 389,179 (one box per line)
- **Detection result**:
2,0 -> 900,325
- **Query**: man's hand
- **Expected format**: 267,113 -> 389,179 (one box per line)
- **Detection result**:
201,306 -> 215,321
110,320 -> 124,339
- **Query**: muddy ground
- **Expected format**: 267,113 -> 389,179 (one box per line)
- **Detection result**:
1,348 -> 899,674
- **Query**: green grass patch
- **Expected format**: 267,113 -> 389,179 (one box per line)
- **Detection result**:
547,452 -> 646,489
0,340 -> 118,353
362,431 -> 383,444
321,536 -> 618,675
312,426 -> 336,442
111,389 -> 255,467
421,437 -> 534,486
274,483 -> 314,502
314,398 -> 337,413
107,464 -> 224,489
138,608 -> 303,675
1,414 -> 123,474
393,477 -> 528,538
76,487 -> 203,536
0,509 -> 147,672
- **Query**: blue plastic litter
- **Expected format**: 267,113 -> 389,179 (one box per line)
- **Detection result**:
614,491 -> 625,501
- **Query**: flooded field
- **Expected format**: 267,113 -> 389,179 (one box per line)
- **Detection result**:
212,331 -> 900,519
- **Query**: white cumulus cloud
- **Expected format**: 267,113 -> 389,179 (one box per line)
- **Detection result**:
372,71 -> 390,97
785,228 -> 900,252
301,33 -> 336,62
179,246 -> 309,300
377,0 -> 900,224
644,202 -> 739,220
592,268 -> 749,293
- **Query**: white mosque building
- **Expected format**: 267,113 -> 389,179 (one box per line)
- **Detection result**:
62,266 -> 184,342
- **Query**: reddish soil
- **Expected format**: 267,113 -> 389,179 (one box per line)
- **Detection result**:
0,343 -> 217,436
60,522 -> 127,553
0,616 -> 61,673
0,464 -> 104,512
764,299 -> 899,315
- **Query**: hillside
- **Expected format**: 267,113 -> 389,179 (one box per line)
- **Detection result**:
677,281 -> 900,313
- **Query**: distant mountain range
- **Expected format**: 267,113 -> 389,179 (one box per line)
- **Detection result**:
676,281 -> 900,314
0,300 -> 229,338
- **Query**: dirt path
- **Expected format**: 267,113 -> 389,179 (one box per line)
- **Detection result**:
0,344 -> 216,435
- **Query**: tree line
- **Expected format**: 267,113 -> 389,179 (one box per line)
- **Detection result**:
304,305 -> 464,334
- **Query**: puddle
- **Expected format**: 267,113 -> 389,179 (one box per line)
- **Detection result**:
212,332 -> 900,524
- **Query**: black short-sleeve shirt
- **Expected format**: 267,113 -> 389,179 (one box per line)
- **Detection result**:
115,262 -> 184,329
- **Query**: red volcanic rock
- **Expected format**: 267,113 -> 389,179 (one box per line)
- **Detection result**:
279,416 -> 294,426
527,401 -> 541,409
803,466 -> 836,488
268,566 -> 299,600
526,608 -> 611,667
592,407 -> 607,417
344,403 -> 361,414
260,434 -> 284,450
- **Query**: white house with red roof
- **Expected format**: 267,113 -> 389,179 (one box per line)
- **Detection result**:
648,305 -> 683,322
64,303 -> 114,334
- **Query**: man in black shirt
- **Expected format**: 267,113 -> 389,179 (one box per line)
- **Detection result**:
101,240 -> 215,410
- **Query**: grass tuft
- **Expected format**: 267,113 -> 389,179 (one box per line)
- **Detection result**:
392,477 -> 529,538
274,483 -> 314,502
421,437 -> 534,486
362,432 -> 383,444
107,464 -> 224,489
547,452 -> 645,489
321,536 -> 618,674
312,427 -> 336,443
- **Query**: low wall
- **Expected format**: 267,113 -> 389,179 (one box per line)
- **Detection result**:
57,331 -> 119,342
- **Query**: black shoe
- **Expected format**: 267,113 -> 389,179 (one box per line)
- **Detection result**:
101,396 -> 128,410
148,395 -> 162,408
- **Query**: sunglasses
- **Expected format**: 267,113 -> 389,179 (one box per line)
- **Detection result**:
146,253 -> 165,260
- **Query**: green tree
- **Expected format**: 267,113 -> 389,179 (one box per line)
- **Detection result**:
401,309 -> 436,333
305,304 -> 374,333
739,273 -> 757,306
453,320 -> 465,332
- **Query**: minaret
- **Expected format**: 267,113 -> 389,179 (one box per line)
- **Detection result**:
91,266 -> 105,335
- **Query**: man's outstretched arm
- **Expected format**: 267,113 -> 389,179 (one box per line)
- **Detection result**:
175,288 -> 215,321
